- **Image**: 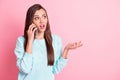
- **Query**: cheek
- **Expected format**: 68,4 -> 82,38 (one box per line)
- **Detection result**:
32,20 -> 36,24
33,21 -> 39,26
44,20 -> 48,24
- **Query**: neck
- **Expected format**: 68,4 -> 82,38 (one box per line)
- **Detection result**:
35,31 -> 44,39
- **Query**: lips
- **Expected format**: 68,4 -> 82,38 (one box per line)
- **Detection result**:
39,24 -> 45,29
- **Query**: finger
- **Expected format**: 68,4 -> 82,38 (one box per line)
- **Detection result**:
74,41 -> 81,47
29,24 -> 36,31
33,28 -> 37,32
77,43 -> 83,47
75,42 -> 77,45
28,25 -> 33,31
31,26 -> 36,31
79,41 -> 81,43
72,42 -> 77,48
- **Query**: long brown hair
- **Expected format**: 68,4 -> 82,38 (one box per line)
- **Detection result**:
24,4 -> 54,66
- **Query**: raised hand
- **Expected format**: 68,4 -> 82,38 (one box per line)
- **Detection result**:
62,41 -> 83,58
25,24 -> 37,53
65,41 -> 83,50
27,24 -> 37,43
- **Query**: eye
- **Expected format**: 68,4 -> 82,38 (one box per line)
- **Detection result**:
34,17 -> 39,20
43,15 -> 47,19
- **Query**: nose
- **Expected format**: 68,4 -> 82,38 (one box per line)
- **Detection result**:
39,17 -> 43,23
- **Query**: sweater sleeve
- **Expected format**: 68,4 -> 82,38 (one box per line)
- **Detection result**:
14,36 -> 33,74
52,35 -> 68,74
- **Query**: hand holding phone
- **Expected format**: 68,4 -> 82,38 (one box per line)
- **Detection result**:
27,23 -> 37,42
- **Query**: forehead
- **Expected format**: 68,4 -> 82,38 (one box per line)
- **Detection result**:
34,9 -> 46,16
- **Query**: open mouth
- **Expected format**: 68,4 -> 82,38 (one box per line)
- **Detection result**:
39,24 -> 45,29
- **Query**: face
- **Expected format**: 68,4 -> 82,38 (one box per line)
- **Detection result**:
32,9 -> 48,33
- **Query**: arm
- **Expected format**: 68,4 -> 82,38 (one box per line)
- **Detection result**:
52,36 -> 83,74
52,36 -> 68,74
62,41 -> 83,58
14,37 -> 33,74
14,24 -> 37,74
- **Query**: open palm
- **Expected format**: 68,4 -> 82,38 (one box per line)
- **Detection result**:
65,41 -> 83,50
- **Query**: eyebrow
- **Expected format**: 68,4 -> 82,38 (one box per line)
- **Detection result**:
34,15 -> 39,17
34,14 -> 46,17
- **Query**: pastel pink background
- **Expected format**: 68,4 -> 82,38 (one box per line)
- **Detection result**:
0,0 -> 120,80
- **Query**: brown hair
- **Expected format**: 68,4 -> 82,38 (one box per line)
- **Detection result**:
24,4 -> 54,66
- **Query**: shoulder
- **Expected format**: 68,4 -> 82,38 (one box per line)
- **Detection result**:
52,34 -> 62,43
16,35 -> 25,44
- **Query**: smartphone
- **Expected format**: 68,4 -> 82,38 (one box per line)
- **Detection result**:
32,23 -> 38,38
33,27 -> 38,39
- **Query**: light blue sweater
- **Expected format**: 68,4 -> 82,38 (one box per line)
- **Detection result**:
14,34 -> 68,80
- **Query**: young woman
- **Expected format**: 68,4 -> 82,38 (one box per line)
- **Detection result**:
14,4 -> 83,80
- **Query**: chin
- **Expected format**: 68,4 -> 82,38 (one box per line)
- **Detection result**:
38,30 -> 45,33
